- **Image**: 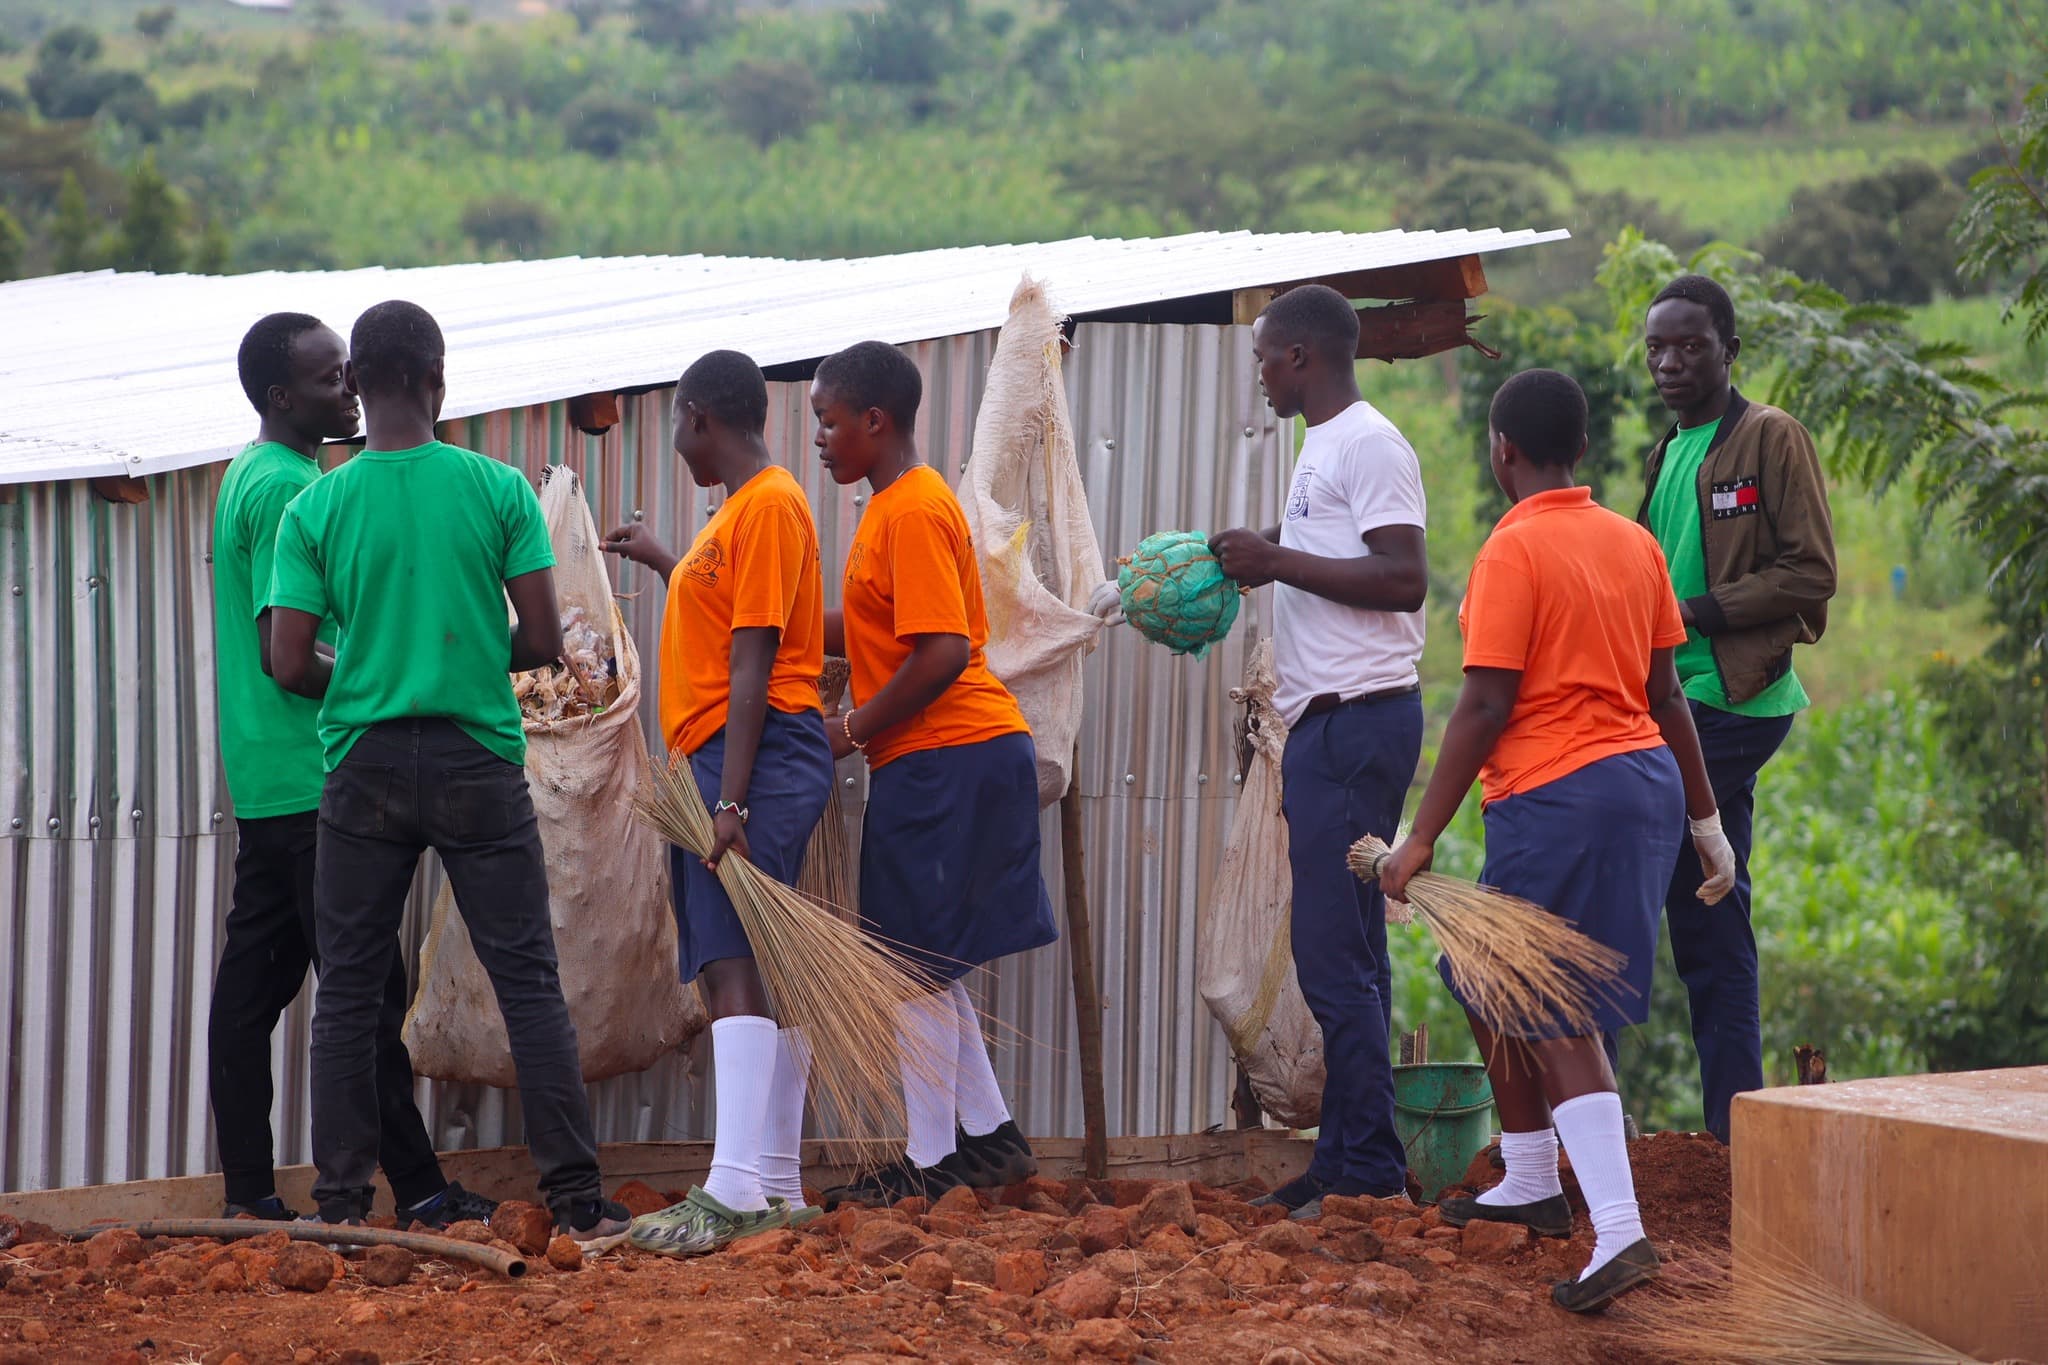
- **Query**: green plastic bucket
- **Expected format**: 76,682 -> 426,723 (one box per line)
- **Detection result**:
1392,1062 -> 1496,1202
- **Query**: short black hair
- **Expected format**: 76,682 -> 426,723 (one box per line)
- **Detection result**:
1650,274 -> 1737,346
1258,284 -> 1361,362
237,312 -> 325,414
1489,368 -> 1588,469
678,349 -> 768,433
814,340 -> 922,433
349,299 -> 444,394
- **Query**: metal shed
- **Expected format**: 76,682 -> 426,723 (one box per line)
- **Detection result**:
0,228 -> 1563,1194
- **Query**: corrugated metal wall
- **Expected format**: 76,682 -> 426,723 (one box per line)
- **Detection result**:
0,320 -> 1290,1193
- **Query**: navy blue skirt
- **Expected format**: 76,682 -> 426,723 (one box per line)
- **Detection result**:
1441,746 -> 1684,1039
671,707 -> 834,981
859,731 -> 1058,981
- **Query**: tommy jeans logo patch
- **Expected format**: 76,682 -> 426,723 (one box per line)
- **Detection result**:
1711,477 -> 1762,520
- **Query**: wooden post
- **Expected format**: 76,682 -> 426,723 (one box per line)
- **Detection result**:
1060,748 -> 1110,1180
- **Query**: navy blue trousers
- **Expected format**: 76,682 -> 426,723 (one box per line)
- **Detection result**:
1279,691 -> 1422,1195
1608,702 -> 1792,1142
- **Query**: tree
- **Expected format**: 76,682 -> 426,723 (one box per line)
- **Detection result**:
1056,54 -> 1309,228
51,169 -> 99,273
112,151 -> 185,273
191,216 -> 231,274
628,0 -> 730,53
1957,76 -> 2048,342
1398,158 -> 1554,232
0,205 -> 25,282
841,0 -> 967,88
1760,161 -> 1968,305
715,59 -> 821,149
460,194 -> 553,257
563,91 -> 656,160
135,6 -> 178,43
1059,0 -> 1220,33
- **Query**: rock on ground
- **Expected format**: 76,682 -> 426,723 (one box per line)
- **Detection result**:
269,1243 -> 336,1293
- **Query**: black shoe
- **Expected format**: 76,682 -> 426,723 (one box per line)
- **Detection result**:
1440,1192 -> 1574,1239
405,1181 -> 499,1231
1249,1170 -> 1327,1212
951,1121 -> 1038,1189
820,1156 -> 967,1210
222,1196 -> 299,1221
1551,1238 -> 1660,1313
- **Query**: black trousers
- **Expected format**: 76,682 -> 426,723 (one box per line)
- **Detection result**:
207,809 -> 446,1208
310,719 -> 601,1221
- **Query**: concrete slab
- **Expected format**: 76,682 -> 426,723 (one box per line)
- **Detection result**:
1731,1066 -> 2048,1363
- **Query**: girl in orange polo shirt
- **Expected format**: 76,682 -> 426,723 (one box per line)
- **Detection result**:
602,350 -> 832,1256
807,341 -> 1058,1208
1379,370 -> 1735,1313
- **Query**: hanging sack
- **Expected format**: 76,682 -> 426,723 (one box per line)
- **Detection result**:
957,275 -> 1107,807
1197,637 -> 1324,1127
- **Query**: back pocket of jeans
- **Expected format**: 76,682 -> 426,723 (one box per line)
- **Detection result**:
321,764 -> 393,837
439,769 -> 525,845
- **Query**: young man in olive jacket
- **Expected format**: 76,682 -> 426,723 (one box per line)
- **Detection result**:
1635,274 -> 1837,1144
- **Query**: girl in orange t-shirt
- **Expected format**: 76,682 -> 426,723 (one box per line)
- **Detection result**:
807,341 -> 1058,1210
1378,371 -> 1734,1313
602,350 -> 830,1255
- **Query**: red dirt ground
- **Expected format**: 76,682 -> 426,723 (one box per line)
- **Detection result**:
0,1133 -> 1730,1365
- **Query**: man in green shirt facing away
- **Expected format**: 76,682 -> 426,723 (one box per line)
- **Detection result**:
267,300 -> 627,1245
209,312 -> 490,1228
1635,275 -> 1837,1142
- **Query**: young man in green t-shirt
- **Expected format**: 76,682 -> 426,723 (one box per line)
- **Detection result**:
1636,275 -> 1837,1142
267,300 -> 627,1245
209,312 -> 491,1228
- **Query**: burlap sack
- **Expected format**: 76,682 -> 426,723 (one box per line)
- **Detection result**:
957,275 -> 1106,807
1197,637 -> 1324,1127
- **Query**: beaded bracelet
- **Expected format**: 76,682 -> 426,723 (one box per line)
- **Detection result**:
842,710 -> 868,753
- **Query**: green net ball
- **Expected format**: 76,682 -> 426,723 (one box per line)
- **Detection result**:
1117,530 -> 1242,658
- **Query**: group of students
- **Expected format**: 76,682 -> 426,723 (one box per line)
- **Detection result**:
206,266 -> 1833,1311
207,305 -> 1058,1258
1209,279 -> 1832,1313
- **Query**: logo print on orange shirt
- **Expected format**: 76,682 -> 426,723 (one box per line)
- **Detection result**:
682,538 -> 725,588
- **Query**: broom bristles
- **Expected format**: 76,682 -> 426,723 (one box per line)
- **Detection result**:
636,754 -> 954,1144
1348,835 -> 1630,1038
1621,1242 -> 2000,1364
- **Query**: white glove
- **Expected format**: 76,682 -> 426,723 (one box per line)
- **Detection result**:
1087,579 -> 1125,627
1690,811 -> 1736,905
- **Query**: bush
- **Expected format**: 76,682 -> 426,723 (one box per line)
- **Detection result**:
1759,161 -> 1970,305
715,60 -> 821,149
564,91 -> 656,160
460,193 -> 554,256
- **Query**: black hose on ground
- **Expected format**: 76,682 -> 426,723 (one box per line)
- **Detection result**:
59,1217 -> 528,1278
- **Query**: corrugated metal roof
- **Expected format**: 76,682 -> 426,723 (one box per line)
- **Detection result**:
0,228 -> 1565,486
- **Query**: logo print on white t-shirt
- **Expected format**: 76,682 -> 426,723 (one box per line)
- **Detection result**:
1286,465 -> 1312,521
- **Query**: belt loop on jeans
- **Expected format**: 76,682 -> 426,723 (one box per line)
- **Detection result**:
1299,684 -> 1420,720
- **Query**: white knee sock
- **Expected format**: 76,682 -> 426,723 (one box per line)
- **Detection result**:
897,993 -> 961,1168
703,1015 -> 777,1212
948,980 -> 1012,1138
1478,1127 -> 1563,1206
1551,1091 -> 1646,1278
758,1027 -> 811,1207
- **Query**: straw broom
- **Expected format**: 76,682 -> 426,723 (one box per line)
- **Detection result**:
1348,834 -> 1630,1037
1621,1243 -> 2026,1364
636,755 -> 951,1143
797,657 -> 860,925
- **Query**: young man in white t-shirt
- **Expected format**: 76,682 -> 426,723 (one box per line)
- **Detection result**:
1212,284 -> 1429,1216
